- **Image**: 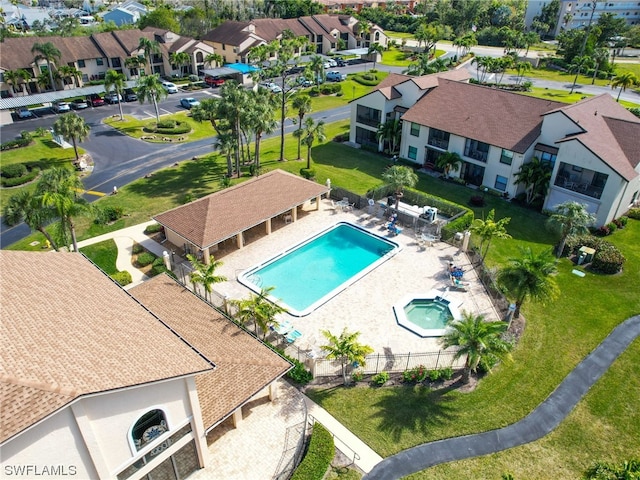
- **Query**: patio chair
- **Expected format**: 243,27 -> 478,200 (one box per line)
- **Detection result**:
285,329 -> 302,343
329,200 -> 339,213
274,321 -> 292,336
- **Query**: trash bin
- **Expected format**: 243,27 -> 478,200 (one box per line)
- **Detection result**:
505,303 -> 516,323
578,252 -> 587,265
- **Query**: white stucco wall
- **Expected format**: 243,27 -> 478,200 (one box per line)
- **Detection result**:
539,111 -> 581,143
349,91 -> 387,145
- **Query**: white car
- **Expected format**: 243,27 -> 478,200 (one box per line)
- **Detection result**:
52,101 -> 71,113
16,107 -> 34,118
161,81 -> 178,94
259,82 -> 282,94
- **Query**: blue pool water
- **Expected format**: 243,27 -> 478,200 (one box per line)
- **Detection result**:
239,222 -> 399,316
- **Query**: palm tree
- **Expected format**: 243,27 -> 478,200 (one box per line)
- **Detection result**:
52,112 -> 90,162
376,119 -> 402,155
321,328 -> 374,385
104,70 -> 126,120
246,89 -> 277,174
367,42 -> 384,70
3,190 -> 58,251
354,20 -> 372,46
57,65 -> 80,88
125,56 -> 145,78
381,165 -> 418,208
435,151 -> 462,179
569,55 -> 595,94
137,37 -> 161,75
590,47 -> 609,85
38,168 -> 92,252
231,286 -> 287,339
309,55 -> 324,87
300,118 -> 326,170
31,41 -> 61,91
36,72 -> 51,92
3,69 -> 20,95
17,69 -> 32,94
547,201 -> 596,258
136,74 -> 167,123
439,312 -> 512,384
513,157 -> 552,205
611,72 -> 639,102
213,129 -> 237,178
204,53 -> 223,68
470,209 -> 513,262
498,247 -> 560,319
186,253 -> 226,302
170,52 -> 191,77
291,93 -> 312,160
514,61 -> 532,85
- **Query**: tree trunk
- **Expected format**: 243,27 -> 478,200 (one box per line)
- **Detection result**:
461,366 -> 471,384
297,122 -> 302,160
72,138 -> 79,161
279,93 -> 286,161
38,227 -> 59,251
117,98 -> 124,121
70,221 -> 78,253
557,236 -> 567,258
307,145 -> 311,170
254,133 -> 261,175
514,300 -> 523,318
341,361 -> 348,385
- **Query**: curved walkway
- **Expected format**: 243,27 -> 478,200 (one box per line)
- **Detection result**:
364,315 -> 640,480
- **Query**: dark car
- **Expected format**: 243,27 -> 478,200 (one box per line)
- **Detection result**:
87,94 -> 105,107
123,88 -> 137,102
335,58 -> 347,67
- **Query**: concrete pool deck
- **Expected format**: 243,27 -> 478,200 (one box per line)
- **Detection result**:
213,199 -> 500,357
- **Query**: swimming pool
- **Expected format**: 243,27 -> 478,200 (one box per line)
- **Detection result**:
393,291 -> 462,337
238,222 -> 400,316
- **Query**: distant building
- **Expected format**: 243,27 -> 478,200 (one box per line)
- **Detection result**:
101,0 -> 147,26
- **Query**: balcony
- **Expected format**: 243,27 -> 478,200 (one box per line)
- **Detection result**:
465,150 -> 488,162
554,163 -> 606,200
356,115 -> 380,127
427,138 -> 449,150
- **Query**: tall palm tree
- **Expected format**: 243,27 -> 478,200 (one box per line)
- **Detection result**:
213,129 -> 236,178
125,56 -> 145,78
376,119 -> 402,155
170,52 -> 191,77
38,168 -> 92,253
439,312 -> 512,384
246,89 -> 277,175
381,165 -> 418,208
470,209 -> 513,262
514,61 -> 532,85
547,201 -> 596,258
569,55 -> 595,94
57,65 -> 80,88
354,21 -> 372,46
590,47 -> 609,85
498,247 -> 560,319
136,74 -> 167,123
31,41 -> 61,91
367,42 -> 384,70
2,190 -> 59,251
231,286 -> 287,339
137,37 -> 161,75
321,328 -> 374,385
204,53 -> 223,68
513,157 -> 552,205
291,93 -> 312,160
104,70 -> 126,120
611,72 -> 639,102
300,118 -> 326,170
52,112 -> 90,161
309,55 -> 324,87
435,151 -> 462,179
3,69 -> 20,95
17,69 -> 32,94
186,253 -> 226,302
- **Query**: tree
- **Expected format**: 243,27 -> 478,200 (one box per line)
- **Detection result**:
246,89 -> 277,175
17,69 -> 32,94
137,37 -> 161,75
404,55 -> 449,76
170,51 -> 191,77
3,69 -> 20,95
532,0 -> 559,38
299,117 -> 326,170
309,54 -> 324,87
611,72 -> 639,102
514,60 -> 532,85
321,328 -> 374,385
547,201 -> 596,258
498,247 -> 560,318
2,190 -> 58,251
376,119 -> 402,155
470,209 -> 513,262
204,53 -> 223,68
31,41 -> 61,92
590,47 -> 610,85
415,23 -> 451,55
39,168 -> 93,253
435,151 -> 462,179
354,20 -> 372,45
522,31 -> 540,57
136,74 -> 167,123
186,253 -> 226,303
439,312 -> 512,384
291,93 -> 312,160
367,42 -> 384,70
231,286 -> 287,339
52,112 -> 90,162
513,157 -> 552,206
125,56 -> 145,78
569,55 -> 595,94
138,6 -> 180,32
381,165 -> 418,208
57,65 -> 81,89
104,70 -> 126,121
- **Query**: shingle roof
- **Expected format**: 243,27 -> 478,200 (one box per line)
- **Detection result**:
201,20 -> 254,45
154,169 -> 329,249
368,70 -> 471,100
0,36 -> 103,71
0,251 -> 214,444
129,275 -> 291,431
552,94 -> 640,181
401,79 -> 565,153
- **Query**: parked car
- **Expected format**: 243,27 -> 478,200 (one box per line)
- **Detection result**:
161,81 -> 178,93
52,101 -> 71,113
104,91 -> 122,104
87,94 -> 105,107
326,70 -> 346,82
123,88 -> 137,102
296,76 -> 313,88
15,107 -> 34,118
259,82 -> 282,94
285,65 -> 305,74
204,76 -> 225,87
335,58 -> 347,67
180,97 -> 201,109
71,99 -> 89,110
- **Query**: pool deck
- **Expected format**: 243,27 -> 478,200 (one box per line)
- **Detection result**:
213,199 -> 500,357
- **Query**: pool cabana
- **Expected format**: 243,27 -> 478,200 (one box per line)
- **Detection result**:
153,169 -> 329,264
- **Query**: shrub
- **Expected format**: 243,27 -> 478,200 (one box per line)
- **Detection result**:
1,163 -> 27,178
157,120 -> 176,129
440,366 -> 454,380
35,127 -> 49,137
469,195 -> 485,207
627,208 -> 640,220
402,365 -> 428,383
144,120 -> 191,135
372,371 -> 389,386
290,423 -> 334,480
594,225 -> 610,237
592,245 -> 626,274
144,223 -> 163,234
182,192 -> 194,204
132,243 -> 145,254
0,166 -> 39,187
111,271 -> 132,286
351,370 -> 364,382
94,206 -> 124,225
352,74 -> 380,86
428,369 -> 442,382
20,130 -> 32,140
1,138 -> 31,150
300,167 -> 316,180
618,216 -> 629,227
441,210 -> 474,241
136,252 -> 157,267
606,222 -> 617,233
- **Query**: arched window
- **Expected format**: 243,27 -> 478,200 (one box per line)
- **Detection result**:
196,52 -> 204,63
375,31 -> 380,41
131,409 -> 168,451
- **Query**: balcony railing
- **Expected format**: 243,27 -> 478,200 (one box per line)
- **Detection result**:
554,178 -> 603,199
356,115 -> 380,127
465,150 -> 487,162
428,138 -> 449,150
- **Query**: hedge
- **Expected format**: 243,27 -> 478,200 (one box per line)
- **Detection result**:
136,252 -> 157,267
564,233 -> 626,274
111,271 -> 132,286
0,167 -> 40,187
1,138 -> 32,151
290,423 -> 334,480
144,223 -> 164,234
143,120 -> 191,135
1,163 -> 27,178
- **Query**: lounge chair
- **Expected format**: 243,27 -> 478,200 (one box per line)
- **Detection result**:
274,321 -> 292,335
285,329 -> 302,343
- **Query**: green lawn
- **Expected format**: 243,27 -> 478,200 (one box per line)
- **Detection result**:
78,239 -> 118,274
103,111 -> 214,143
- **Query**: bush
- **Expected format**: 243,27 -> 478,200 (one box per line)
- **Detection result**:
440,366 -> 454,380
300,167 -> 316,180
606,222 -> 617,233
1,163 -> 27,178
351,370 -> 364,382
594,225 -> 610,237
0,166 -> 39,187
441,210 -> 474,242
144,120 -> 191,135
627,208 -> 640,220
157,120 -> 176,129
144,223 -> 163,234
402,365 -> 428,383
94,206 -> 124,225
592,245 -> 626,274
1,137 -> 32,151
428,369 -> 442,382
111,271 -> 132,286
352,74 -> 380,86
372,371 -> 389,386
136,252 -> 157,267
290,423 -> 334,480
132,243 -> 145,254
617,216 -> 629,227
469,195 -> 486,207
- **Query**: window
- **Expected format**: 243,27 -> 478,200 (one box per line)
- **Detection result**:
96,58 -> 104,66
408,146 -> 418,160
428,128 -> 450,149
500,149 -> 513,165
222,43 -> 226,50
111,58 -> 121,68
132,409 -> 168,452
410,122 -> 420,137
196,52 -> 203,62
356,105 -> 381,127
538,151 -> 557,165
494,175 -> 508,191
355,126 -> 377,148
464,138 -> 489,162
77,59 -> 86,68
